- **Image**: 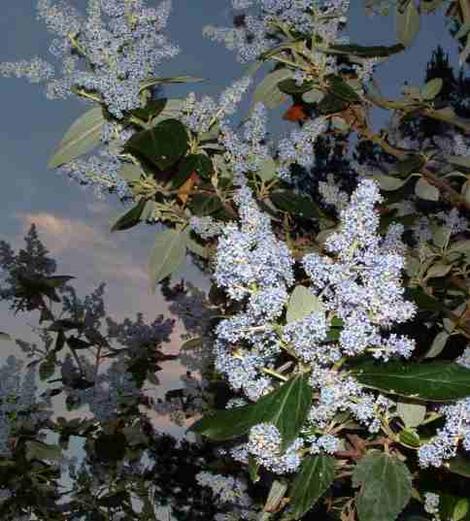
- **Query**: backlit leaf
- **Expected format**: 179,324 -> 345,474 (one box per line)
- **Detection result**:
49,107 -> 104,169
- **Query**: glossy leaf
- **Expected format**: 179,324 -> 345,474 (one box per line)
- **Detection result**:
49,106 -> 104,168
329,43 -> 405,58
172,154 -> 212,187
327,75 -> 361,103
193,374 -> 312,448
289,455 -> 336,519
149,228 -> 187,285
111,198 -> 147,231
125,119 -> 189,170
352,451 -> 412,521
271,190 -> 321,219
189,193 -> 223,216
352,360 -> 470,401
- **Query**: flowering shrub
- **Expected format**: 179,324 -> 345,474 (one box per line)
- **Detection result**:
3,0 -> 470,519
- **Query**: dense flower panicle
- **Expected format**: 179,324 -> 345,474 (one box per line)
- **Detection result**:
1,0 -> 179,119
220,103 -> 270,176
418,348 -> 470,468
213,178 -> 416,472
182,77 -> 252,133
247,423 -> 303,473
318,173 -> 349,212
58,151 -> 132,199
277,118 -> 327,181
204,0 -> 349,63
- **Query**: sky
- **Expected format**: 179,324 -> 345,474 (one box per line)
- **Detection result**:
0,1 -> 460,431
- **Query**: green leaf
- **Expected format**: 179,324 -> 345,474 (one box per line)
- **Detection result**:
125,119 -> 189,170
396,402 -> 426,427
263,480 -> 288,514
193,374 -> 312,448
289,455 -> 336,519
25,441 -> 62,462
118,163 -> 144,183
278,79 -> 314,95
172,154 -> 213,187
352,360 -> 470,401
39,357 -> 56,381
286,285 -> 323,323
149,228 -> 187,285
396,0 -> 421,47
352,451 -> 412,521
302,88 -> 324,104
327,75 -> 361,103
151,99 -> 185,125
329,43 -> 405,58
373,173 -> 411,191
111,198 -> 147,231
421,78 -> 443,100
49,107 -> 105,169
253,69 -> 291,109
189,193 -> 223,216
271,190 -> 321,219
415,178 -> 439,201
257,157 -> 277,182
447,455 -> 470,479
140,75 -> 203,91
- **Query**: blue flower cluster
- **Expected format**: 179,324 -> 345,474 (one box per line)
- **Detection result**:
33,0 -> 178,118
181,77 -> 252,133
247,423 -> 303,473
212,178 -> 416,473
204,0 -> 350,63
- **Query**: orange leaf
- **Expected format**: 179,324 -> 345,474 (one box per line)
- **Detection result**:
283,104 -> 308,122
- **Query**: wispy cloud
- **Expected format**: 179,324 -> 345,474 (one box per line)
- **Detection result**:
17,211 -> 148,285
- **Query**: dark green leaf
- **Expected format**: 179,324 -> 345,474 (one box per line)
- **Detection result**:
49,107 -> 105,169
189,193 -> 223,216
289,455 -> 336,519
172,154 -> 213,187
67,336 -> 92,350
111,198 -> 147,231
327,75 -> 361,103
39,357 -> 55,381
278,79 -> 314,95
317,93 -> 349,114
271,190 -> 321,219
352,451 -> 412,521
149,228 -> 187,285
352,360 -> 470,401
131,98 -> 167,121
329,43 -> 405,58
192,374 -> 312,448
125,119 -> 189,170
447,455 -> 470,479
